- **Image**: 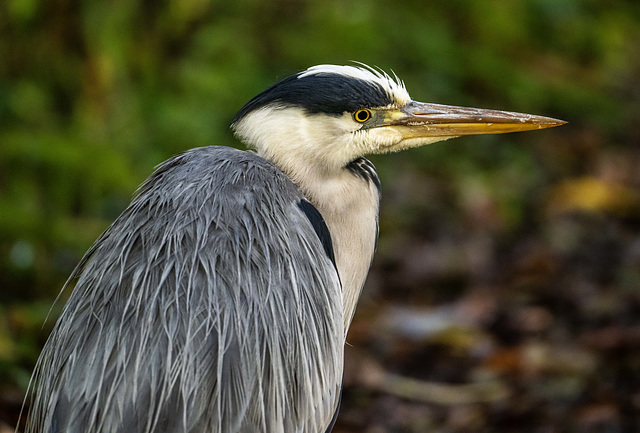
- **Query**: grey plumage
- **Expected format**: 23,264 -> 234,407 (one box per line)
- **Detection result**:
27,147 -> 343,433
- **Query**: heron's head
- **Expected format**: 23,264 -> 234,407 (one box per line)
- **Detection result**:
231,64 -> 565,173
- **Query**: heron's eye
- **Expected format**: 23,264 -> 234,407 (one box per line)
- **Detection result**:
353,109 -> 372,123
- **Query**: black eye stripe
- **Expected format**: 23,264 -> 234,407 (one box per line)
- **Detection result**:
233,73 -> 394,123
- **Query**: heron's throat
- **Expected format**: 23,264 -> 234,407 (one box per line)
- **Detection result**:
233,107 -> 381,333
289,160 -> 381,335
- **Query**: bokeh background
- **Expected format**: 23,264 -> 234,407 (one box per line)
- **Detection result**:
1,0 -> 639,431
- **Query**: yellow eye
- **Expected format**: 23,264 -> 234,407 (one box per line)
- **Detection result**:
353,109 -> 372,123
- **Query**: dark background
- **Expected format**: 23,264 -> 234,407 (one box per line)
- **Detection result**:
1,0 -> 639,431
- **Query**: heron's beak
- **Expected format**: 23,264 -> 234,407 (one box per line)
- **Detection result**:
387,101 -> 566,144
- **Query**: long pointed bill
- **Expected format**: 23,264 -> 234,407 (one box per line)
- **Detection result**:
391,101 -> 566,139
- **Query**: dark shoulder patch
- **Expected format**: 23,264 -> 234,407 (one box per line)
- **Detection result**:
297,200 -> 336,269
346,157 -> 381,193
324,386 -> 342,433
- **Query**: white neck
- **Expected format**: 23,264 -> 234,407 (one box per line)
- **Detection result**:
233,107 -> 380,336
288,162 -> 379,336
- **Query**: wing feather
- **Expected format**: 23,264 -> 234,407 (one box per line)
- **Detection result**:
25,146 -> 343,433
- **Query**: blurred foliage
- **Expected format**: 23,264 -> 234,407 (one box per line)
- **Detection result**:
1,0 -> 640,431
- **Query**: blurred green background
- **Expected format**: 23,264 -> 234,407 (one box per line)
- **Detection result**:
1,0 -> 639,431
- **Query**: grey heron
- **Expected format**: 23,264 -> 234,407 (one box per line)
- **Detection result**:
24,64 -> 565,433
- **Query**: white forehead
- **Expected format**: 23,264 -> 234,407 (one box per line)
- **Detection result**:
299,64 -> 412,106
